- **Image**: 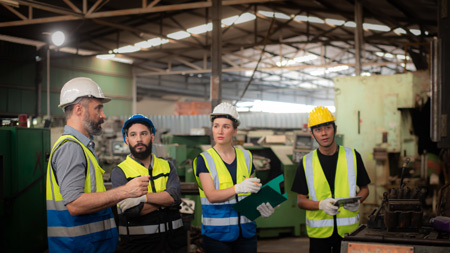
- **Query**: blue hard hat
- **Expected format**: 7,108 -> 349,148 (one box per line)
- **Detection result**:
122,114 -> 156,143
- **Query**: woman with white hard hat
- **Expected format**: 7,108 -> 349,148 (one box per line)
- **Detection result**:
193,102 -> 275,252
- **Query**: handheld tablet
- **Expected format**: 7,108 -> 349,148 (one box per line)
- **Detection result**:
334,196 -> 362,207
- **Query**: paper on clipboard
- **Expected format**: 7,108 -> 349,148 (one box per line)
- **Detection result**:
232,174 -> 287,221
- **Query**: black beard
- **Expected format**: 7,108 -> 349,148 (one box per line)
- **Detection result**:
129,141 -> 152,160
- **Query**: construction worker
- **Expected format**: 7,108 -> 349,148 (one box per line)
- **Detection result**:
46,77 -> 149,252
291,106 -> 371,253
193,102 -> 275,253
111,114 -> 187,253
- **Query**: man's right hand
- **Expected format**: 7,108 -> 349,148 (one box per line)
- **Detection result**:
319,198 -> 339,216
118,195 -> 147,212
124,176 -> 150,198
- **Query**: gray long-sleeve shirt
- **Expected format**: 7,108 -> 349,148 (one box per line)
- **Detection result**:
51,125 -> 99,205
111,155 -> 181,217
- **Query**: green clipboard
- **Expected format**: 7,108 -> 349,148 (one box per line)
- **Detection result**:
232,174 -> 287,221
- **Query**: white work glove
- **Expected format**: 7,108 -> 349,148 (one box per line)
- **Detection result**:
234,178 -> 261,194
257,202 -> 275,218
344,200 -> 360,212
319,198 -> 339,216
118,195 -> 147,213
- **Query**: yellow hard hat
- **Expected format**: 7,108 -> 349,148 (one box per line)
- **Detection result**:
308,106 -> 336,128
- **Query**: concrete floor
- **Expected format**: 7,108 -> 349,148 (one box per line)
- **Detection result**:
257,237 -> 309,252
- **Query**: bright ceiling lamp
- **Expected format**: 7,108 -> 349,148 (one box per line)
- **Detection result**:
221,13 -> 255,27
222,15 -> 239,26
294,15 -> 325,24
114,45 -> 140,53
325,18 -> 345,26
277,54 -> 318,66
148,37 -> 169,46
309,69 -> 326,76
258,10 -> 290,19
109,57 -> 133,64
96,54 -> 115,60
363,23 -> 390,32
309,65 -> 349,76
51,31 -> 65,46
344,21 -> 356,28
277,54 -> 318,67
96,54 -> 133,64
409,29 -> 421,35
167,31 -> 191,40
187,23 -> 213,34
235,13 -> 255,24
135,40 -> 152,49
327,65 -> 349,72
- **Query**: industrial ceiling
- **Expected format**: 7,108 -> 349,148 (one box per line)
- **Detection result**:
0,0 -> 438,107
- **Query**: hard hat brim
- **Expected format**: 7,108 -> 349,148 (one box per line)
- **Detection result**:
58,96 -> 111,108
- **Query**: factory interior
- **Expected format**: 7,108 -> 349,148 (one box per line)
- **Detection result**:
1,0 -> 450,252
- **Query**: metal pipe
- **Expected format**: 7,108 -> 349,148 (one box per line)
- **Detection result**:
354,0 -> 363,76
46,47 -> 50,120
430,38 -> 441,142
210,0 -> 222,109
132,69 -> 137,114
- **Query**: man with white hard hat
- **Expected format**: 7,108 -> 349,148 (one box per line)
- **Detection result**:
46,77 -> 150,252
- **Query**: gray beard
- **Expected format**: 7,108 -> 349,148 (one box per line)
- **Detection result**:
83,112 -> 103,136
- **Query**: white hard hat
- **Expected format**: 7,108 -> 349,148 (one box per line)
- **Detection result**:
210,102 -> 240,126
58,77 -> 111,109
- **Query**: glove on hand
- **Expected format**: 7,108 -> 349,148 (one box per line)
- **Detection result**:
118,195 -> 147,212
234,178 -> 261,194
319,198 -> 339,216
344,200 -> 360,212
257,202 -> 275,218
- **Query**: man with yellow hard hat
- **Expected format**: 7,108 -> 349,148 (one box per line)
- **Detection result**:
291,106 -> 371,253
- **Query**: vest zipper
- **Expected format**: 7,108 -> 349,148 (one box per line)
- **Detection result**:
236,194 -> 242,237
149,165 -> 157,193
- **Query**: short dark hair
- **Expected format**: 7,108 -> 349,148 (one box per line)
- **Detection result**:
211,115 -> 239,129
124,122 -> 154,137
63,97 -> 89,120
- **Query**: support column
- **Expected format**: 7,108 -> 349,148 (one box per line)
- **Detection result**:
210,0 -> 222,109
132,70 -> 137,114
354,0 -> 364,76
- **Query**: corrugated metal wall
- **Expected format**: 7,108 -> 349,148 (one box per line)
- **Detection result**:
121,113 -> 309,134
0,41 -> 37,116
0,40 -> 133,117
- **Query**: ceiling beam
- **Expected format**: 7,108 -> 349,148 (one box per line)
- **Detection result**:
0,0 -> 281,27
135,60 -> 408,76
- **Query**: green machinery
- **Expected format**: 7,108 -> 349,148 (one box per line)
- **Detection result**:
161,134 -> 306,237
161,135 -> 211,227
0,127 -> 50,252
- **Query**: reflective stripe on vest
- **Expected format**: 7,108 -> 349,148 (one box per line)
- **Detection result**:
48,218 -> 116,237
303,146 -> 359,238
202,215 -> 252,226
193,148 -> 256,242
306,215 -> 360,228
46,135 -> 117,252
118,218 -> 183,235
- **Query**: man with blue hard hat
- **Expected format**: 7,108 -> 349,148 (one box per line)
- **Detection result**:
111,114 -> 187,253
